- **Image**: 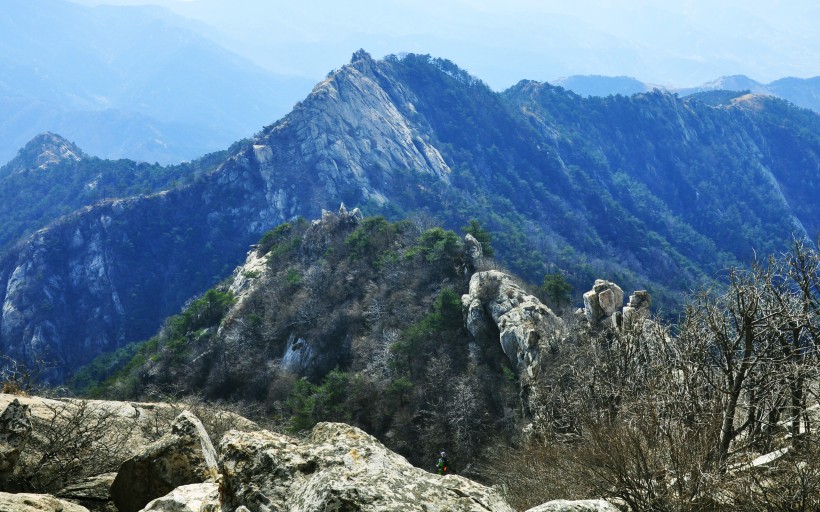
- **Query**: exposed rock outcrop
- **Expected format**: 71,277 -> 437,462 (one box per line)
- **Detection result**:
582,280 -> 652,333
464,233 -> 483,267
462,270 -> 563,414
4,50 -> 820,386
219,422 -> 515,512
0,52 -> 454,380
3,393 -> 631,512
57,473 -> 117,512
0,397 -> 32,485
111,411 -> 219,512
0,492 -> 90,512
621,290 -> 651,332
2,132 -> 85,175
583,279 -> 624,329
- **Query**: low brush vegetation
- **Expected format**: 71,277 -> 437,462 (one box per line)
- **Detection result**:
483,239 -> 820,511
64,212 -> 820,511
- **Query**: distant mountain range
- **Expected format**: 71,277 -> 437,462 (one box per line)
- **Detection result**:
0,0 -> 313,165
3,0 -> 817,169
550,74 -> 820,113
1,51 -> 818,380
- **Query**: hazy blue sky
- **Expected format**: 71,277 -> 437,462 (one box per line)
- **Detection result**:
68,0 -> 820,89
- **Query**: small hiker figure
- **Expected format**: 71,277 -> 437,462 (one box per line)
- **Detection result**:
436,451 -> 449,475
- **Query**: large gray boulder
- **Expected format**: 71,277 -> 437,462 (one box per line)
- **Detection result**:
219,422 -> 515,512
0,397 -> 31,485
462,270 -> 563,385
111,411 -> 219,512
0,492 -> 90,511
57,473 -> 117,512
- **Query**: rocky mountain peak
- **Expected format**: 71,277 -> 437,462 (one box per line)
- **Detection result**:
350,48 -> 374,65
1,132 -> 84,175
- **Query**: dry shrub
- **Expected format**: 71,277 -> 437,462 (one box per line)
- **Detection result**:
477,437 -> 593,511
13,400 -> 136,493
723,437 -> 820,512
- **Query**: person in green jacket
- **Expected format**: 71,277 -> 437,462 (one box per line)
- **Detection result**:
435,451 -> 449,475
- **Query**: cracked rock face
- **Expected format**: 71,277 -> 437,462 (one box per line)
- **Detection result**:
0,52 -> 453,381
110,411 -> 219,512
219,422 -> 515,512
462,270 -> 563,381
582,279 -> 624,328
140,483 -> 219,512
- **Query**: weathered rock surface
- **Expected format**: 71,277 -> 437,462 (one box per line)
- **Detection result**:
111,411 -> 219,512
525,499 -> 621,512
583,279 -> 624,328
0,397 -> 32,485
219,422 -> 515,512
2,132 -> 85,175
5,50 -> 819,388
581,280 -> 653,333
462,270 -> 563,381
621,290 -> 651,332
0,394 -> 234,458
140,483 -> 219,512
464,233 -> 483,266
0,491 -> 90,512
56,473 -> 117,512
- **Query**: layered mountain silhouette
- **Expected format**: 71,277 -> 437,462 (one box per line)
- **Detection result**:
2,51 -> 819,379
552,74 -> 820,113
0,0 -> 313,165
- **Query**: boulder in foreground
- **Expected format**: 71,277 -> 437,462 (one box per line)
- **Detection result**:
219,421 -> 515,512
111,411 -> 219,512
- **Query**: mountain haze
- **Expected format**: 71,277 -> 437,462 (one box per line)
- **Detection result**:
1,51 -> 819,379
0,132 -> 228,253
0,0 -> 313,165
553,74 -> 820,114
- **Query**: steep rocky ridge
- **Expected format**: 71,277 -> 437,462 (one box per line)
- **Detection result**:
0,132 -> 85,175
0,52 -> 460,378
504,81 -> 820,270
2,50 -> 819,381
0,133 -> 227,253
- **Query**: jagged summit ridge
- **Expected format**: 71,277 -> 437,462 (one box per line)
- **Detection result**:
251,49 -> 450,208
1,132 -> 84,175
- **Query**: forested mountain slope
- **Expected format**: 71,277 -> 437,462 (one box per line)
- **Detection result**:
0,133 -> 228,252
1,50 -> 818,380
